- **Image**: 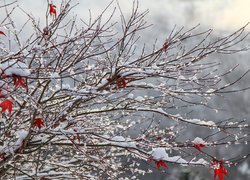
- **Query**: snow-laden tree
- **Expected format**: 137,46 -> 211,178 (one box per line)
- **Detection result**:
0,0 -> 249,179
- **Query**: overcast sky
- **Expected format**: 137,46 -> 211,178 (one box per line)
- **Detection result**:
11,0 -> 250,32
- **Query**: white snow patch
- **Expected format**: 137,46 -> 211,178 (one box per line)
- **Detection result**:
50,72 -> 60,78
191,158 -> 209,165
151,148 -> 188,164
16,129 -> 29,140
128,93 -> 134,99
135,96 -> 145,101
186,119 -> 216,126
179,75 -> 186,80
151,147 -> 168,160
192,137 -> 207,145
110,136 -> 136,148
206,89 -> 215,93
0,60 -> 30,76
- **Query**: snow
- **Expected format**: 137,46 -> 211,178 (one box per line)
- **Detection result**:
151,147 -> 168,160
136,82 -> 147,86
128,93 -> 134,99
110,136 -> 136,148
190,158 -> 209,165
206,89 -> 215,93
192,137 -> 207,145
16,129 -> 29,140
186,119 -> 216,126
0,130 -> 28,156
135,96 -> 145,101
14,130 -> 29,146
97,79 -> 109,88
53,120 -> 68,131
0,60 -> 30,76
50,72 -> 60,78
111,136 -> 126,142
62,83 -> 71,89
151,148 -> 188,164
179,75 -> 186,80
156,108 -> 165,114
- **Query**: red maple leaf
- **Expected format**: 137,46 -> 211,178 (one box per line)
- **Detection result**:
212,160 -> 228,180
116,75 -> 127,88
49,4 -> 57,16
33,118 -> 45,129
155,160 -> 168,169
0,99 -> 13,113
117,78 -> 126,88
108,75 -> 127,88
194,143 -> 205,151
13,75 -> 26,89
0,31 -> 6,36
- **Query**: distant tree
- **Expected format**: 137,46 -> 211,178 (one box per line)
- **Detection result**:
0,0 -> 249,179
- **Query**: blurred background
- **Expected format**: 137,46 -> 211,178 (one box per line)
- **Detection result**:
2,0 -> 250,179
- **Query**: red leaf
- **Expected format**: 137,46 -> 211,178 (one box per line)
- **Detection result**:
194,143 -> 205,151
116,75 -> 127,88
33,118 -> 45,129
0,99 -> 13,113
13,75 -> 26,89
49,4 -> 57,16
155,160 -> 168,170
156,136 -> 162,141
162,41 -> 169,52
118,78 -> 126,88
212,160 -> 228,180
0,31 -> 6,36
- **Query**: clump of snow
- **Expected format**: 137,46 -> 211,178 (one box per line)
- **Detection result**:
50,72 -> 60,78
111,136 -> 125,142
62,83 -> 71,89
135,96 -> 145,102
190,158 -> 209,165
0,130 -> 28,156
186,118 -> 216,126
156,108 -> 165,113
110,136 -> 136,148
97,79 -> 109,88
136,82 -> 147,86
151,148 -> 188,164
179,75 -> 186,80
0,60 -> 30,76
206,89 -> 215,93
151,147 -> 168,160
192,137 -> 207,145
128,93 -> 134,99
16,129 -> 29,140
